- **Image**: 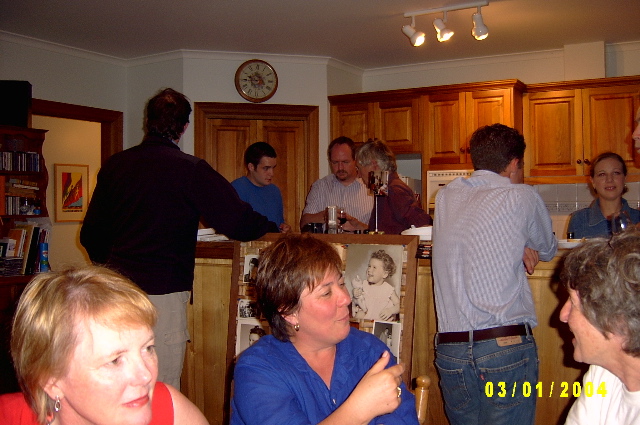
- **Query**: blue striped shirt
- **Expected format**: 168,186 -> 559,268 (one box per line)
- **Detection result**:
432,170 -> 558,333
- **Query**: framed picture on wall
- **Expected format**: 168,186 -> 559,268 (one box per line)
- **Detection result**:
54,164 -> 89,222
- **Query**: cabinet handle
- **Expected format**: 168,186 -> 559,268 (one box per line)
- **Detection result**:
460,148 -> 465,153
577,159 -> 582,164
584,159 -> 591,166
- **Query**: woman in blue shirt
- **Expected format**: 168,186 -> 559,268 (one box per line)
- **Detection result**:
231,234 -> 418,425
568,152 -> 640,238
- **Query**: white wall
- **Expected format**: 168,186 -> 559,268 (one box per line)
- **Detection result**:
0,33 -> 127,113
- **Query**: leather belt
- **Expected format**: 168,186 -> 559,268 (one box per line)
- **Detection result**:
437,324 -> 529,344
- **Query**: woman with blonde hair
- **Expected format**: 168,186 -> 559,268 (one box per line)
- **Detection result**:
0,266 -> 208,425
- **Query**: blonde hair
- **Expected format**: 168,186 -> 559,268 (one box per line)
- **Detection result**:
11,266 -> 157,425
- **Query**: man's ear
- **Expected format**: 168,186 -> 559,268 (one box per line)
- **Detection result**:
501,158 -> 519,176
247,163 -> 255,172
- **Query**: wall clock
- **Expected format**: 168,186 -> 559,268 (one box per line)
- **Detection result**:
234,59 -> 278,103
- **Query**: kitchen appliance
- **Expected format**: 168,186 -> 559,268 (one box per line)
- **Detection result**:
426,169 -> 473,208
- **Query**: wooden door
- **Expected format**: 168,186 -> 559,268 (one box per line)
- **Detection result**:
200,118 -> 305,231
583,85 -> 640,174
524,90 -> 584,177
425,92 -> 466,166
259,120 -> 305,229
194,102 -> 318,234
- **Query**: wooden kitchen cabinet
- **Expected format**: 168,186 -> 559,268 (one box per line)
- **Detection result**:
425,80 -> 525,169
329,91 -> 422,154
524,76 -> 640,183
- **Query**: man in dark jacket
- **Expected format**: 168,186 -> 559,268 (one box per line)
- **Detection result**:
81,88 -> 278,388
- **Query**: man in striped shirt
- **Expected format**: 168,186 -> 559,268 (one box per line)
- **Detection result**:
300,137 -> 373,231
432,124 -> 557,425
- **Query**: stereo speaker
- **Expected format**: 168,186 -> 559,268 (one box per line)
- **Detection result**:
0,80 -> 32,127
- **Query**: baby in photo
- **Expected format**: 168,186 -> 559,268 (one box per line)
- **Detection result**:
352,249 -> 400,321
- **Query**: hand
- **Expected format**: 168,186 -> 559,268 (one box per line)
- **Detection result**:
353,287 -> 364,298
345,351 -> 404,423
378,306 -> 396,321
279,223 -> 292,233
342,214 -> 367,232
522,247 -> 539,275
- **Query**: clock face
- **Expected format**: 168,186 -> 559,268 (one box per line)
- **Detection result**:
235,60 -> 278,103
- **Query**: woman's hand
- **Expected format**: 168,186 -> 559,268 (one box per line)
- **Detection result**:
343,351 -> 404,423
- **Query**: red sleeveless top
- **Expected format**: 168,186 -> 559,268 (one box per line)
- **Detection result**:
0,382 -> 174,425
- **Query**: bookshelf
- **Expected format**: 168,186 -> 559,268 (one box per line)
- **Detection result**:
0,125 -> 49,280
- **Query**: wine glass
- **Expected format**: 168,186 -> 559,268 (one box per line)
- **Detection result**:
337,208 -> 347,233
610,210 -> 632,235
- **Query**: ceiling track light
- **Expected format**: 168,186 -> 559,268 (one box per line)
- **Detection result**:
433,11 -> 454,42
472,6 -> 489,40
402,16 -> 426,47
403,0 -> 489,45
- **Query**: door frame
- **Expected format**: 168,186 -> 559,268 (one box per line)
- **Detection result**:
31,99 -> 124,163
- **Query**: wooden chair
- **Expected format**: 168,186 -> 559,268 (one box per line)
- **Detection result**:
414,375 -> 431,424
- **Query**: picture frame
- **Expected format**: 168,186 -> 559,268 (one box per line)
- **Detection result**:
226,233 -> 419,387
54,164 -> 89,222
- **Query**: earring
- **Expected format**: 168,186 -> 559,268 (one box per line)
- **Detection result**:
294,323 -> 300,332
54,396 -> 61,412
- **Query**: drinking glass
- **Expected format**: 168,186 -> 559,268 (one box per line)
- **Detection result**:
610,210 -> 632,235
338,208 -> 347,233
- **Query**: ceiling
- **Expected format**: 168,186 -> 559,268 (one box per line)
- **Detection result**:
2,0 -> 640,70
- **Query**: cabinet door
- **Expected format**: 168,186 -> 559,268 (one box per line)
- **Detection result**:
465,88 -> 516,137
330,103 -> 373,144
373,98 -> 421,154
525,90 -> 584,176
583,85 -> 640,174
425,92 -> 467,165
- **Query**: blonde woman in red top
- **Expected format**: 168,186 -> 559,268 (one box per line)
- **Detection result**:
0,266 -> 208,425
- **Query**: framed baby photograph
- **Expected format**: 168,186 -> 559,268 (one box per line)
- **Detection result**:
226,233 -> 419,388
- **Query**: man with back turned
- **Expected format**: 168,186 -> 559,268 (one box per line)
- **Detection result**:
432,123 -> 557,425
80,88 -> 278,389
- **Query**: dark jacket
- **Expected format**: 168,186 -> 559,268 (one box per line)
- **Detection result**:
80,134 -> 278,294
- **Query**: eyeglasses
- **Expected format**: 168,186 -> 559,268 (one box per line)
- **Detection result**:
330,160 -> 353,167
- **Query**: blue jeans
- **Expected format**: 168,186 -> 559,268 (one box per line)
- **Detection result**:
435,328 -> 538,425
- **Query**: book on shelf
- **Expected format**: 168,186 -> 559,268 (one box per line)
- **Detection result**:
14,221 -> 38,275
0,238 -> 15,257
7,228 -> 27,258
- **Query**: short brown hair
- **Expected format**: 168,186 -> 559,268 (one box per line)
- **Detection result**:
11,266 -> 156,424
469,124 -> 525,173
327,136 -> 356,160
255,234 -> 342,341
145,88 -> 192,140
561,227 -> 640,356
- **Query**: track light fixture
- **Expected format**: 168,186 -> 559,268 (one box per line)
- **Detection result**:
402,16 -> 426,47
433,11 -> 454,42
471,7 -> 489,40
403,0 -> 489,46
